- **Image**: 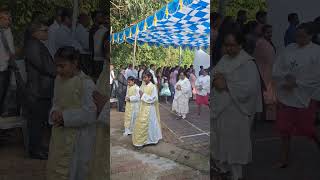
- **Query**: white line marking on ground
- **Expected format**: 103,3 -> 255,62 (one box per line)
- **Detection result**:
159,103 -> 210,137
161,122 -> 184,143
179,133 -> 209,139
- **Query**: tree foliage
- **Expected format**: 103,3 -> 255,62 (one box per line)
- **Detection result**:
211,0 -> 267,20
110,0 -> 195,68
1,0 -> 100,48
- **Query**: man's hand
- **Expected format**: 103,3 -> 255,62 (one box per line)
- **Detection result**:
93,91 -> 108,113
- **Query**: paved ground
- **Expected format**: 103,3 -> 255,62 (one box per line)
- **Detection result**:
211,120 -> 320,180
159,101 -> 210,156
245,121 -> 320,180
0,130 -> 46,180
110,100 -> 210,179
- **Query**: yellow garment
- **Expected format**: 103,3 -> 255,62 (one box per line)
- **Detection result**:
96,65 -> 108,97
132,83 -> 161,146
46,73 -> 88,180
87,65 -> 109,180
124,84 -> 138,130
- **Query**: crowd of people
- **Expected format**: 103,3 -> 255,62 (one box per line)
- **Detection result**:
110,62 -> 210,148
0,6 -> 108,180
212,10 -> 320,180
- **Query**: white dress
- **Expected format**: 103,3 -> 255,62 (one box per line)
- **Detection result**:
49,73 -> 97,180
212,50 -> 262,165
172,78 -> 192,117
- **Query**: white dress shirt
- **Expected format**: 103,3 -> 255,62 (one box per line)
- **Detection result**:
75,24 -> 89,54
0,28 -> 15,71
93,25 -> 107,62
47,21 -> 60,58
55,25 -> 82,54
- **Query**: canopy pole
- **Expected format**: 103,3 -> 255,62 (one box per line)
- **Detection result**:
133,33 -> 138,68
179,46 -> 182,66
71,0 -> 79,37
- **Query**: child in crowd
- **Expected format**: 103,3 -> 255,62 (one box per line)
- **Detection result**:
46,47 -> 97,180
132,71 -> 162,150
160,77 -> 171,103
124,76 -> 140,136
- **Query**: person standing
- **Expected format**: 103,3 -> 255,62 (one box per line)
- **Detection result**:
138,65 -> 145,86
46,47 -> 97,180
55,9 -> 82,55
125,64 -> 135,79
132,71 -> 162,150
212,31 -> 262,180
254,24 -> 277,121
189,69 -> 197,100
255,10 -> 267,36
117,66 -> 127,112
110,64 -> 115,97
236,10 -> 247,33
195,69 -> 210,116
0,8 -> 14,116
92,11 -> 107,80
75,13 -> 91,75
47,7 -> 63,57
149,64 -> 157,85
172,72 -> 192,120
284,13 -> 300,47
24,20 -> 56,160
169,67 -> 177,101
123,76 -> 140,136
272,23 -> 320,168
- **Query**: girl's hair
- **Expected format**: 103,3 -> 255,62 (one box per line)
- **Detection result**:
54,46 -> 80,65
143,70 -> 155,84
222,30 -> 245,46
127,76 -> 135,82
179,71 -> 187,77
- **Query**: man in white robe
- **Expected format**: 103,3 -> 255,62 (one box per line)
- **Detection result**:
172,73 -> 192,119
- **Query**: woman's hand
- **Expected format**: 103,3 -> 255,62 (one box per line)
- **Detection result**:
93,91 -> 108,113
213,74 -> 227,91
51,111 -> 64,127
176,85 -> 181,91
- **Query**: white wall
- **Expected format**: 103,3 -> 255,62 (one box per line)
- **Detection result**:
266,0 -> 320,50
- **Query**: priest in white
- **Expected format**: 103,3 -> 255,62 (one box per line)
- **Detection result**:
172,72 -> 192,120
212,32 -> 262,180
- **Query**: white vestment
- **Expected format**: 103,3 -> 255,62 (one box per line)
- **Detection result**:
133,82 -> 162,146
212,50 -> 262,166
273,43 -> 320,108
195,75 -> 210,96
124,85 -> 140,135
172,78 -> 192,116
49,72 -> 97,180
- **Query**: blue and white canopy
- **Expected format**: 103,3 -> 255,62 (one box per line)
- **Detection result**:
111,0 -> 210,49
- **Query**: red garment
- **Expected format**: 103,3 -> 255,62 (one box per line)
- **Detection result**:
196,94 -> 209,106
275,101 -> 317,138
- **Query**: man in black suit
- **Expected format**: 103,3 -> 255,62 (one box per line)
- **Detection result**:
24,19 -> 56,160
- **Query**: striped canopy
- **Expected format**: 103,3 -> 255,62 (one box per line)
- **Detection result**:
111,0 -> 210,49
